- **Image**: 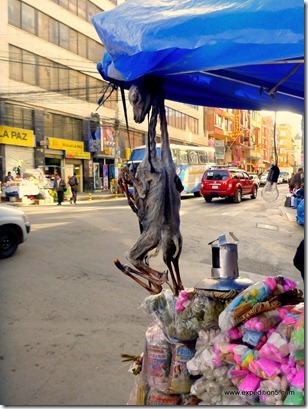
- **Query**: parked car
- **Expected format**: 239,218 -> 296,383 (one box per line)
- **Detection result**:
0,205 -> 31,259
259,173 -> 268,186
279,171 -> 290,183
277,175 -> 283,184
200,168 -> 258,203
248,174 -> 260,187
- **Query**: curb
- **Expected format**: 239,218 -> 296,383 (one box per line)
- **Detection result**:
279,206 -> 297,222
1,193 -> 126,207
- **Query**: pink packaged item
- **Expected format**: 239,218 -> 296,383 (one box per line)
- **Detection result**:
291,367 -> 304,390
259,332 -> 289,362
238,373 -> 261,392
249,357 -> 281,379
243,310 -> 282,332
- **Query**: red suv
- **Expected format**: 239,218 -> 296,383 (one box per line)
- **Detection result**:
200,168 -> 258,203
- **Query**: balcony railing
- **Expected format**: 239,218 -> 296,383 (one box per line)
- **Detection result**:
246,148 -> 262,159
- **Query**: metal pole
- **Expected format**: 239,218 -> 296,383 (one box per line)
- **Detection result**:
114,89 -> 120,197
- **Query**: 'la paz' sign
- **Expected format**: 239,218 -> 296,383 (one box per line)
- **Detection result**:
0,126 -> 35,147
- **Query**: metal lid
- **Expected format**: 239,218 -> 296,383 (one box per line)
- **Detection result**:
194,276 -> 253,291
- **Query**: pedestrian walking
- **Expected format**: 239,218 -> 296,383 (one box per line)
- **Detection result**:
54,173 -> 66,205
68,172 -> 79,204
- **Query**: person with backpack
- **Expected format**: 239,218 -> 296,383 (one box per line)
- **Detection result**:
69,172 -> 79,205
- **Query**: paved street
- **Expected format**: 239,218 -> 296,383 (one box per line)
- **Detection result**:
0,184 -> 304,405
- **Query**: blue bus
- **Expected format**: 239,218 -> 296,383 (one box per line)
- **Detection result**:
127,143 -> 216,196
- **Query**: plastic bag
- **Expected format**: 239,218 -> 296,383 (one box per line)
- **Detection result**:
143,290 -> 176,328
147,387 -> 181,405
190,293 -> 225,330
258,332 -> 289,362
289,311 -> 304,360
248,357 -> 281,379
168,340 -> 196,394
143,324 -> 172,393
219,277 -> 297,332
296,198 -> 304,225
243,309 -> 283,332
127,374 -> 147,405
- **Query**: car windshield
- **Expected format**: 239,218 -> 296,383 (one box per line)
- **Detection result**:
205,170 -> 229,180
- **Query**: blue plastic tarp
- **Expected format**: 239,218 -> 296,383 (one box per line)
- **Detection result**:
92,0 -> 304,113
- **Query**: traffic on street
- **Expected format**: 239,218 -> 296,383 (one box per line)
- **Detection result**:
0,184 -> 303,405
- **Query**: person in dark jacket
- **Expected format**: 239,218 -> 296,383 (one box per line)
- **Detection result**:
293,239 -> 304,281
289,167 -> 304,190
69,173 -> 79,205
54,174 -> 66,205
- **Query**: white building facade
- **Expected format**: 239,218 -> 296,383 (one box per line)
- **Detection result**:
0,0 -> 207,191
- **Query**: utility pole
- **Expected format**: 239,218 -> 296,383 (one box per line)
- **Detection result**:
114,88 -> 120,197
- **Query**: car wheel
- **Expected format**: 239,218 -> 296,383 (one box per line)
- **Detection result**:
0,226 -> 19,259
251,186 -> 258,199
233,189 -> 242,203
204,195 -> 212,202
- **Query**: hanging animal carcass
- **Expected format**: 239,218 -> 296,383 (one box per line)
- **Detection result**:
115,77 -> 184,296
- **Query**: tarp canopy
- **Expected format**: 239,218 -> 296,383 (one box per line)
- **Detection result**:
92,0 -> 304,114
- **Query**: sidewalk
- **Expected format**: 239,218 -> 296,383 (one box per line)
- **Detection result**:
279,205 -> 298,222
77,190 -> 125,201
1,190 -> 126,206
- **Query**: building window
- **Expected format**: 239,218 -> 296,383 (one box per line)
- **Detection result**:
8,0 -> 104,63
23,50 -> 36,85
1,102 -> 34,130
37,12 -> 50,42
44,113 -> 82,140
59,23 -> 69,50
215,114 -> 223,127
21,2 -> 35,34
9,46 -> 22,81
165,107 -> 198,133
9,45 -> 109,106
8,0 -> 21,27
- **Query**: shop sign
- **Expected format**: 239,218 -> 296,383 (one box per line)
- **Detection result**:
88,120 -> 101,152
102,146 -> 115,156
0,125 -> 35,147
48,137 -> 84,151
65,150 -> 91,159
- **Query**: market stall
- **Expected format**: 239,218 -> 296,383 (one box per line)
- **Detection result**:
124,236 -> 304,405
1,168 -> 54,204
2,180 -> 40,199
91,0 -> 304,405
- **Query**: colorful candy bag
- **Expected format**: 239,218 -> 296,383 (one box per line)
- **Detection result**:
168,340 -> 196,394
243,309 -> 283,332
218,276 -> 298,332
144,324 -> 172,393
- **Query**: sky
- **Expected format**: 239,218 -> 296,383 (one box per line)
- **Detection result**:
262,111 -> 303,135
